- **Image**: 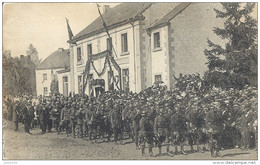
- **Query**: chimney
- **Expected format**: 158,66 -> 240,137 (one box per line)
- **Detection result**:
102,5 -> 110,13
58,48 -> 64,52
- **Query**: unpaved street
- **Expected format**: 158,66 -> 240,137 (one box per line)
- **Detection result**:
3,119 -> 257,160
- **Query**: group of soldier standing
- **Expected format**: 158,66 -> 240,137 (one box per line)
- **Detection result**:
5,74 -> 258,158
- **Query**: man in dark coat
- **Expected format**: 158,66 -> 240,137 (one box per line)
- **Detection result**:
59,102 -> 71,136
139,110 -> 154,157
154,108 -> 172,156
12,101 -> 19,132
23,102 -> 32,134
205,102 -> 223,157
39,101 -> 48,134
110,104 -> 123,145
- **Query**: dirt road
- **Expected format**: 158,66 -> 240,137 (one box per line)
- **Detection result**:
3,119 -> 257,160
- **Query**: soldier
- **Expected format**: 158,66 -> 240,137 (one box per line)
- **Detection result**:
51,102 -> 61,134
154,108 -> 172,156
69,102 -> 77,137
139,110 -> 154,157
76,106 -> 84,138
170,104 -> 187,155
86,103 -> 97,143
131,104 -> 142,149
59,101 -> 71,137
205,102 -> 223,157
110,104 -> 123,145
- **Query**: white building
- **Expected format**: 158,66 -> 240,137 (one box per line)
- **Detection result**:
35,48 -> 70,96
62,2 -> 223,96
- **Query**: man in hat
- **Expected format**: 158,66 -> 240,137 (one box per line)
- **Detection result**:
76,106 -> 85,138
51,102 -> 61,134
86,103 -> 97,143
131,104 -> 142,149
59,101 -> 71,135
110,103 -> 124,145
39,101 -> 48,134
139,110 -> 154,157
12,101 -> 19,132
170,104 -> 188,155
154,108 -> 172,156
205,102 -> 223,157
69,102 -> 77,137
23,102 -> 32,134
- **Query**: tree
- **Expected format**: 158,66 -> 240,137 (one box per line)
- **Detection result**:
204,3 -> 257,89
26,44 -> 41,66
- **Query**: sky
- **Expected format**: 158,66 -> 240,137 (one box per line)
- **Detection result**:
3,3 -> 119,61
3,2 -> 257,62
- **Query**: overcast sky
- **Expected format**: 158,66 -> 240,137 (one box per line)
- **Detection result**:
3,2 -> 257,62
3,3 -> 119,61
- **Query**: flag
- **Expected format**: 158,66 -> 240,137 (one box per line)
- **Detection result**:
65,17 -> 74,41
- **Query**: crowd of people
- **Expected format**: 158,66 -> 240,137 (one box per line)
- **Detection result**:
4,74 -> 258,158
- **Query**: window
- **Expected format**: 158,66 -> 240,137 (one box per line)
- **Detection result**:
107,38 -> 112,51
154,32 -> 160,49
77,47 -> 82,62
43,87 -> 48,95
155,74 -> 162,83
78,75 -> 83,94
122,69 -> 129,91
43,73 -> 47,81
121,33 -> 128,53
87,44 -> 92,59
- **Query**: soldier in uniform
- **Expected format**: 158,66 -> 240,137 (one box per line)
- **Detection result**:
170,104 -> 187,155
69,102 -> 77,137
59,101 -> 71,137
51,102 -> 61,134
76,106 -> 84,138
86,103 -> 97,143
205,102 -> 223,157
110,103 -> 123,145
131,104 -> 142,149
139,110 -> 154,157
154,108 -> 172,156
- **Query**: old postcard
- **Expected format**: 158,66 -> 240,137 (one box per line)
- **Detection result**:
2,2 -> 258,162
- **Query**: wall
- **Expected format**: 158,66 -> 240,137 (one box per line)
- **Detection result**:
150,26 -> 171,89
57,71 -> 71,96
36,68 -> 63,96
141,3 -> 180,89
71,21 -> 143,94
169,3 -> 224,79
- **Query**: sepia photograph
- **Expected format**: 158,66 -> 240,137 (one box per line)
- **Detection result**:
2,1 -> 258,161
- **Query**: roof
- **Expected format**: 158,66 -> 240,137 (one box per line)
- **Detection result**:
57,68 -> 70,74
72,2 -> 153,42
148,2 -> 191,30
36,49 -> 70,70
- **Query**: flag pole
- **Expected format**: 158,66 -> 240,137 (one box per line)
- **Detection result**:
96,3 -> 118,58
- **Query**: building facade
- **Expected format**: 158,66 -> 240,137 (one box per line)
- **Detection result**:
58,2 -> 223,96
36,48 -> 70,96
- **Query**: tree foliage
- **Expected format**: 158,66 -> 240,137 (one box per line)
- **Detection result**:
26,44 -> 41,66
3,49 -> 37,96
204,3 -> 257,89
